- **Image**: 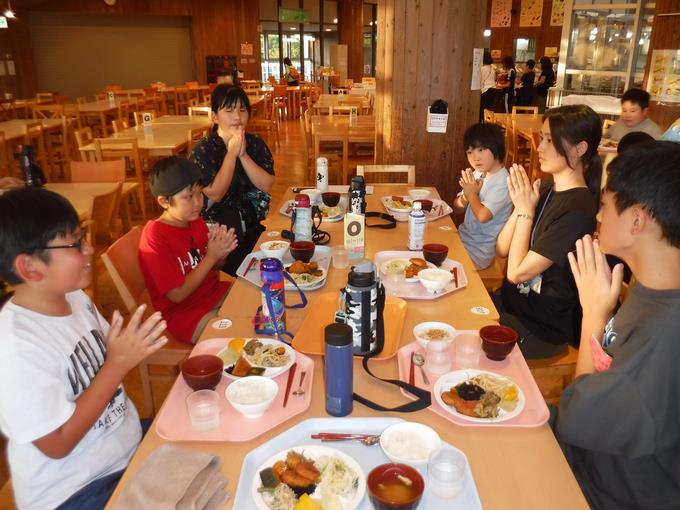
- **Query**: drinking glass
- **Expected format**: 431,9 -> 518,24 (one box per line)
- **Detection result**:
455,333 -> 481,369
424,340 -> 452,375
384,270 -> 404,296
332,245 -> 350,269
428,448 -> 467,499
186,390 -> 220,432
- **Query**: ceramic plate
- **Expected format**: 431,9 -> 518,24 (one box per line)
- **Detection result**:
433,369 -> 526,423
286,267 -> 326,288
379,258 -> 434,283
251,444 -> 366,510
320,204 -> 344,222
382,196 -> 412,212
218,339 -> 296,381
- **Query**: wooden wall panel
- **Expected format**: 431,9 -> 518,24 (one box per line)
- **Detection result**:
487,0 -> 562,63
645,0 -> 680,130
2,0 -> 261,97
376,0 -> 487,204
338,0 -> 365,81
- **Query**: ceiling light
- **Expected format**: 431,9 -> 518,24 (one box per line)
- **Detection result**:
333,18 -> 338,24
4,1 -> 15,19
483,29 -> 491,37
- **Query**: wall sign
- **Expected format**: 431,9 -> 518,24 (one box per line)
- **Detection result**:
240,42 -> 253,56
0,17 -> 8,29
279,7 -> 310,23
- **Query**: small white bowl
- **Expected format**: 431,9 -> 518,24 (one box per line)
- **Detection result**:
300,188 -> 322,205
408,188 -> 431,201
260,240 -> 290,259
413,321 -> 456,350
225,376 -> 279,418
417,268 -> 453,294
380,422 -> 442,468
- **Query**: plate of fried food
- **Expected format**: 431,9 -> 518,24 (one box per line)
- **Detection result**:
382,195 -> 413,212
285,260 -> 327,289
380,257 -> 434,282
217,338 -> 296,381
433,369 -> 525,423
252,446 -> 365,510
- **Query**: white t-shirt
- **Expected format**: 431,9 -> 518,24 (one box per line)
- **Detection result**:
0,290 -> 141,510
458,168 -> 512,269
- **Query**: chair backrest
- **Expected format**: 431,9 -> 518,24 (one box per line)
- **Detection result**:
602,118 -> 616,135
94,137 -> 143,182
187,126 -> 208,154
86,181 -> 123,244
74,127 -> 95,161
188,106 -> 211,118
512,106 -> 538,115
273,85 -> 288,98
483,109 -> 494,123
32,104 -> 64,120
101,225 -> 145,313
111,118 -> 129,134
105,84 -> 122,92
356,164 -> 415,185
70,159 -> 126,183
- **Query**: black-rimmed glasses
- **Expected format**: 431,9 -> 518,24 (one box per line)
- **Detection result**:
37,235 -> 87,253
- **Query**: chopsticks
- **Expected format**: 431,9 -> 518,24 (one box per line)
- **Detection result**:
241,256 -> 258,277
282,362 -> 297,408
409,352 -> 415,386
452,267 -> 459,288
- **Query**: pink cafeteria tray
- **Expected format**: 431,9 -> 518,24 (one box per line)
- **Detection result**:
397,334 -> 549,427
373,250 -> 468,300
155,338 -> 314,442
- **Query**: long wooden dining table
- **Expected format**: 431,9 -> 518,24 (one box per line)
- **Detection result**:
45,181 -> 139,223
106,184 -> 587,509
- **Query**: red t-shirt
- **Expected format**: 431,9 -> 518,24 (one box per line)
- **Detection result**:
138,218 -> 229,342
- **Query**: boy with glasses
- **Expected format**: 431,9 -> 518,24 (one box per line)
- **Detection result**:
0,187 -> 168,509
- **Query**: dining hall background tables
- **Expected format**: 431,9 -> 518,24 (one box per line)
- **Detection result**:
106,184 -> 588,509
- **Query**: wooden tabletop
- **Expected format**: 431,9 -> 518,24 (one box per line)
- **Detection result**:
74,99 -> 129,113
45,182 -> 138,220
149,115 -> 212,126
0,119 -> 63,143
106,184 -> 587,510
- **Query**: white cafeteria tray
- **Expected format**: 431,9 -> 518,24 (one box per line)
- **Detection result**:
232,417 -> 482,510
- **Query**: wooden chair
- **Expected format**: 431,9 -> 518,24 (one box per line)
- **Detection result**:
32,103 -> 64,120
94,138 -> 147,220
175,87 -> 191,115
512,106 -> 538,115
111,118 -> 129,134
527,346 -> 579,405
0,99 -> 16,121
348,125 -> 376,182
483,109 -> 495,123
272,85 -> 289,120
101,226 -> 191,417
505,120 -> 531,168
476,256 -> 507,292
356,164 -> 415,185
74,127 -> 96,162
105,84 -> 122,92
82,181 -> 123,302
44,117 -> 73,181
188,106 -> 211,118
602,118 -> 616,136
187,126 -> 208,154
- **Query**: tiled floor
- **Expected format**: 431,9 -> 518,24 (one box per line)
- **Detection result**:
0,116 -> 317,506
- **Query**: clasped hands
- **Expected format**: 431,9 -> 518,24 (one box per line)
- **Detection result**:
507,163 -> 540,215
459,168 -> 482,200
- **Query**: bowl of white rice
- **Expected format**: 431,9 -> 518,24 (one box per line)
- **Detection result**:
379,422 -> 442,467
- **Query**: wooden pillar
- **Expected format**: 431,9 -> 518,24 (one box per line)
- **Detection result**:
0,13 -> 38,98
644,0 -> 680,130
375,0 -> 487,203
338,0 -> 365,82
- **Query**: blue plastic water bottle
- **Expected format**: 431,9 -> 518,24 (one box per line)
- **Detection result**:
260,258 -> 286,334
324,323 -> 353,417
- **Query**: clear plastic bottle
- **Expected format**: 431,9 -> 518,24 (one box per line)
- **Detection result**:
408,201 -> 426,250
316,157 -> 329,192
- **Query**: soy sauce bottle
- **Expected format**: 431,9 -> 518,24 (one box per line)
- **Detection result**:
19,145 -> 46,187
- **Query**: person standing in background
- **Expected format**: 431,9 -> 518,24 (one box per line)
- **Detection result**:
283,57 -> 300,87
479,50 -> 497,122
496,56 -> 517,113
515,59 -> 537,108
535,56 -> 556,113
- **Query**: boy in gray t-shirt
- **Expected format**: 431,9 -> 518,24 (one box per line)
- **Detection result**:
454,123 -> 512,269
559,142 -> 680,509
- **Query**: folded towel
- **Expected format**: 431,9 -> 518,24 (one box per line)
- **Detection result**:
113,444 -> 229,510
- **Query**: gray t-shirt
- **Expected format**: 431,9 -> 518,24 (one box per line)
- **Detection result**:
458,168 -> 512,269
606,117 -> 663,141
557,283 -> 680,509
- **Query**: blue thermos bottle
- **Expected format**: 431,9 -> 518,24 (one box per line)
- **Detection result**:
324,323 -> 353,417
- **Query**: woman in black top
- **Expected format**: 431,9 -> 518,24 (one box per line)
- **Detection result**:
494,105 -> 601,359
535,56 -> 555,113
190,85 -> 275,275
496,55 -> 516,113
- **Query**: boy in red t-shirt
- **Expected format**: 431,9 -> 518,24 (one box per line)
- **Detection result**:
139,157 -> 238,343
